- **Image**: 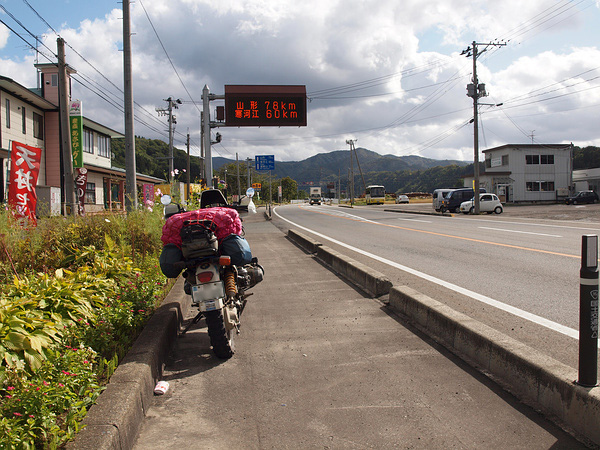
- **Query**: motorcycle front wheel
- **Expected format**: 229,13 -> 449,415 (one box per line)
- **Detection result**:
205,309 -> 235,359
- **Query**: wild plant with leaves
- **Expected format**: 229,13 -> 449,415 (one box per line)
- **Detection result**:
0,206 -> 167,448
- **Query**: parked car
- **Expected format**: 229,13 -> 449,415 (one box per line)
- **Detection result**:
440,188 -> 486,213
396,195 -> 409,204
564,191 -> 599,205
432,188 -> 455,211
460,193 -> 503,214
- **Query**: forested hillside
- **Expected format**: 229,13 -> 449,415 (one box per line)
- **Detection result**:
574,146 -> 600,170
110,138 -> 204,182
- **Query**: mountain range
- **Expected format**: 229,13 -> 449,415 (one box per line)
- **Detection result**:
213,148 -> 469,185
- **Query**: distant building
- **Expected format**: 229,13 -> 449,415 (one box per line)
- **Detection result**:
0,64 -> 163,215
463,144 -> 573,203
573,167 -> 600,193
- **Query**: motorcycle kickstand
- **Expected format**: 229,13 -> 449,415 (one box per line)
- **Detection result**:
181,311 -> 203,336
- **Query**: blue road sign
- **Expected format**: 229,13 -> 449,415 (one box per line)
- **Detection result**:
255,155 -> 275,171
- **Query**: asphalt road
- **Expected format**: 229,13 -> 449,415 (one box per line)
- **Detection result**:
271,202 -> 600,370
132,210 -> 587,449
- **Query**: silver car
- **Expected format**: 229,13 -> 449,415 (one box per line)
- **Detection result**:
460,193 -> 503,214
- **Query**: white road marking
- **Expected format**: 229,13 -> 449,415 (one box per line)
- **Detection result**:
479,227 -> 562,238
396,218 -> 432,223
275,207 -> 578,340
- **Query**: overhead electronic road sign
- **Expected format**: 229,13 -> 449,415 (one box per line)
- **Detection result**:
255,155 -> 275,171
224,85 -> 307,127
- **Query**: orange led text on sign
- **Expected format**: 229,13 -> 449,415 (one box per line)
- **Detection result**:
234,99 -> 299,121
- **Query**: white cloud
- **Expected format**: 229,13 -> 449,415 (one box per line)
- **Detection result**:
2,0 -> 599,164
0,22 -> 9,49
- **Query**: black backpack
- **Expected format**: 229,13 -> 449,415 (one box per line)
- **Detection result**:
179,219 -> 218,259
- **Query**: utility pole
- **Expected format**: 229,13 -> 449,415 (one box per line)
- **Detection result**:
346,139 -> 356,206
246,157 -> 252,190
57,38 -> 76,216
123,0 -> 137,211
186,133 -> 191,201
202,85 -> 212,187
200,112 -> 205,181
353,145 -> 367,195
156,97 -> 181,183
462,40 -> 505,214
236,153 -> 241,198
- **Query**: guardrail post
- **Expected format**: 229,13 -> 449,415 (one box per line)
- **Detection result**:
578,234 -> 599,387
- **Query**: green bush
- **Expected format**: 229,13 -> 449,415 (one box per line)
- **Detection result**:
0,206 -> 168,447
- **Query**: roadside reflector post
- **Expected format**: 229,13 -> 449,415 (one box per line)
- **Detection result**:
577,234 -> 599,387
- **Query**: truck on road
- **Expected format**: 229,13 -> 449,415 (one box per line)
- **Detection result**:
309,187 -> 322,205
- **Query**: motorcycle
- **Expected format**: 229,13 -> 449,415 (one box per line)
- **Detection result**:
159,190 -> 264,359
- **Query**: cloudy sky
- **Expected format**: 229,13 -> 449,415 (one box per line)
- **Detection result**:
2,0 -> 600,165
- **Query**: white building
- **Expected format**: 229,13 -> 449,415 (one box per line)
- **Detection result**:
464,144 -> 573,203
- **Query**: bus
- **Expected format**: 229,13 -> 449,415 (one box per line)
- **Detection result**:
365,185 -> 385,205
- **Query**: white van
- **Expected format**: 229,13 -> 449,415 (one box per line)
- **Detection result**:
432,189 -> 456,212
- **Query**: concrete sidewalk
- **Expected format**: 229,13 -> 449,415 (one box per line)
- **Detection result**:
128,213 -> 585,449
68,209 -> 597,449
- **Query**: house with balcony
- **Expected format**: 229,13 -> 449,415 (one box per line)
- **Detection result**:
1,64 -> 163,215
463,144 -> 573,203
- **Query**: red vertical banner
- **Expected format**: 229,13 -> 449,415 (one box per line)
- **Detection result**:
75,168 -> 88,216
142,184 -> 154,210
8,141 -> 42,225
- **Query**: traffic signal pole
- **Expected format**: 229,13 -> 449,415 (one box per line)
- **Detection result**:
202,85 -> 213,188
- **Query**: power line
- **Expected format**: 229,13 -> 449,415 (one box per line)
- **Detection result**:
138,0 -> 202,113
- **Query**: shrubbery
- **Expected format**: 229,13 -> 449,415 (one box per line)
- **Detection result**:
0,207 -> 167,448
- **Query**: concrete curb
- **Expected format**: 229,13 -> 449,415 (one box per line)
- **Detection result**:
68,278 -> 190,450
287,229 -> 322,254
287,228 -> 600,446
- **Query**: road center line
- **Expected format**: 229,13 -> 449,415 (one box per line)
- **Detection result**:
274,207 -> 578,340
300,205 -> 578,259
478,226 -> 562,238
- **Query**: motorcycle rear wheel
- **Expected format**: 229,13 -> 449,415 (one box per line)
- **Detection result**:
205,309 -> 235,359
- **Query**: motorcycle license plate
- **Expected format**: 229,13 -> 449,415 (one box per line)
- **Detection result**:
192,282 -> 225,311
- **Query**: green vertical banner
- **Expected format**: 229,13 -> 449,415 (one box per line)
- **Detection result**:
69,100 -> 83,168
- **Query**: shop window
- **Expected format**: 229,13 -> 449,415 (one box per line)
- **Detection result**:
526,155 -> 539,165
5,99 -> 10,128
33,112 -> 44,139
526,181 -> 554,192
526,182 -> 539,191
83,129 -> 93,153
85,182 -> 96,204
98,135 -> 110,158
21,106 -> 26,134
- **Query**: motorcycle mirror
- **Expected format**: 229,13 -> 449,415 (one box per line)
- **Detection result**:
161,194 -> 172,206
